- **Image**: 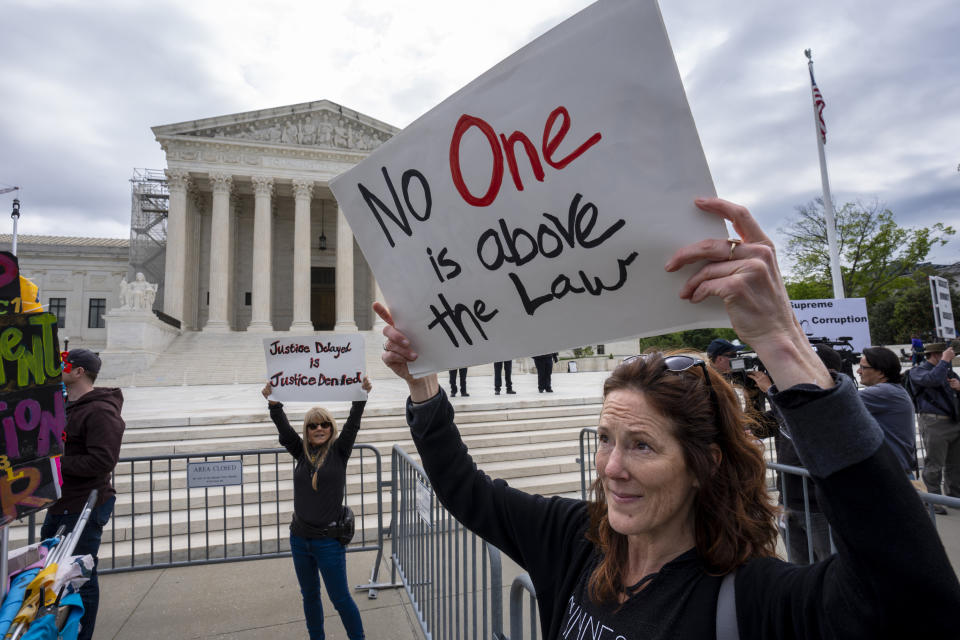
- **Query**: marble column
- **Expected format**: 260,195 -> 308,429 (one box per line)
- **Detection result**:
205,173 -> 233,331
162,169 -> 190,322
248,175 -> 274,331
334,202 -> 358,332
290,180 -> 314,332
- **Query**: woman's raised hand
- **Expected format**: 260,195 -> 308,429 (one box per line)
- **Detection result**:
361,375 -> 372,393
373,302 -> 417,382
373,302 -> 440,402
261,381 -> 278,405
665,198 -> 832,389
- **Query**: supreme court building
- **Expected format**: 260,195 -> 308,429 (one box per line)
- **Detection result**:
153,99 -> 400,334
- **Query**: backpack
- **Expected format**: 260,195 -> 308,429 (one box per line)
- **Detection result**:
902,366 -> 922,411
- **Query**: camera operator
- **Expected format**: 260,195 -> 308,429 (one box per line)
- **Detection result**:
707,338 -> 772,426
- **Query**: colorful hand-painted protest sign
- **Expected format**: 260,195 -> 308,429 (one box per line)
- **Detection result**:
0,250 -> 64,526
330,0 -> 728,375
263,334 -> 368,402
0,456 -> 60,527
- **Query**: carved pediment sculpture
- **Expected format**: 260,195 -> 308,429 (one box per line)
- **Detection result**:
187,111 -> 391,151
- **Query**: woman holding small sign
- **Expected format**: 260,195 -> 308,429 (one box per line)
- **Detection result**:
376,198 -> 959,638
262,376 -> 372,640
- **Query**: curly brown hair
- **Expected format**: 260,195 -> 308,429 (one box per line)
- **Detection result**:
585,351 -> 778,604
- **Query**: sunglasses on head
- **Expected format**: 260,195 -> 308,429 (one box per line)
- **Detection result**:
307,421 -> 333,431
621,353 -> 721,421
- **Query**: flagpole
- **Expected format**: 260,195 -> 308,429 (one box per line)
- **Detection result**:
805,49 -> 845,299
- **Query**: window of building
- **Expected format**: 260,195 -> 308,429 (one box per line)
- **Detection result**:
88,298 -> 106,329
49,298 -> 67,328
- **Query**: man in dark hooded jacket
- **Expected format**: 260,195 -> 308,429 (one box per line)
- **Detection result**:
41,348 -> 125,640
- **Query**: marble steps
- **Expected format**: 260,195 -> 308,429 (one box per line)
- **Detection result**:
116,414 -> 597,459
106,453 -> 583,517
120,400 -> 601,431
111,439 -> 585,495
100,328 -> 502,387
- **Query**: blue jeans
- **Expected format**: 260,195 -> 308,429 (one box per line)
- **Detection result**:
40,495 -> 116,640
290,534 -> 365,640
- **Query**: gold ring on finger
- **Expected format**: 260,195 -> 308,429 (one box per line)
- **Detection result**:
727,238 -> 742,261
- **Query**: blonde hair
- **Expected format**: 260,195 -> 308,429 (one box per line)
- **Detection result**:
302,407 -> 339,491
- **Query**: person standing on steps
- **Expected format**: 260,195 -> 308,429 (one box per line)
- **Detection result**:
448,367 -> 469,397
533,353 -> 558,393
494,360 -> 515,395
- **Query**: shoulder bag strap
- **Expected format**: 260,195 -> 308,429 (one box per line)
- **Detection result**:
716,570 -> 739,640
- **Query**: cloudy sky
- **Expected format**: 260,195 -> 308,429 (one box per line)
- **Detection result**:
2,0 -> 957,265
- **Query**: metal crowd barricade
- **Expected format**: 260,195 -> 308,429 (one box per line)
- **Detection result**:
13,444 -> 387,589
388,444 -> 506,640
508,574 -> 538,640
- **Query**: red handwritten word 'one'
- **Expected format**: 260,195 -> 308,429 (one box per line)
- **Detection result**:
449,106 -> 602,208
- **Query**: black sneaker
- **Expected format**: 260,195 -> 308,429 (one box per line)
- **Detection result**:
461,392 -> 470,397
506,389 -> 516,394
450,390 -> 457,397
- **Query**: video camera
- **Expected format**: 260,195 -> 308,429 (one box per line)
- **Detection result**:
728,353 -> 765,375
807,335 -> 860,379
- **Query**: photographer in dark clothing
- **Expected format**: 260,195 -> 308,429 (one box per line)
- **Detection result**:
41,349 -> 125,640
707,338 -> 772,426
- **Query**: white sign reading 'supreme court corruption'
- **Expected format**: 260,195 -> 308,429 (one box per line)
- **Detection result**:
330,0 -> 728,376
791,298 -> 871,353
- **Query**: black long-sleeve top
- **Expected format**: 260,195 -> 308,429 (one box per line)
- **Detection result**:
269,400 -> 365,534
407,375 -> 960,638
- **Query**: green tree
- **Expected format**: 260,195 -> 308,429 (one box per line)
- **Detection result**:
780,198 -> 954,300
637,328 -> 739,353
866,268 -> 960,344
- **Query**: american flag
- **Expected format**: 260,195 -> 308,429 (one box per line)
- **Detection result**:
809,67 -> 827,144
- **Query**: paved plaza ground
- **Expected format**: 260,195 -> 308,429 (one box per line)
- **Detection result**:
94,369 -> 960,638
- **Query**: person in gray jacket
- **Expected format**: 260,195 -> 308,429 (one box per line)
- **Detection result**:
857,346 -> 916,474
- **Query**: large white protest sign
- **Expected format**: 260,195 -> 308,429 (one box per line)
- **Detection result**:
929,276 -> 956,339
264,334 -> 367,402
791,298 -> 871,352
331,0 -> 728,375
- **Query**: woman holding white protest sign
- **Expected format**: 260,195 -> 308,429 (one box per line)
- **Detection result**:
261,376 -> 372,640
376,197 -> 959,638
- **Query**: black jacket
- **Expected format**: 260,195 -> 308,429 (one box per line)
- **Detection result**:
269,401 -> 365,534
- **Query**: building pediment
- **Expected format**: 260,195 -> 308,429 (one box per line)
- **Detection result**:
152,99 -> 399,153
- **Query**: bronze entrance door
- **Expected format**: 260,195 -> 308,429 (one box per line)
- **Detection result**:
311,267 -> 335,330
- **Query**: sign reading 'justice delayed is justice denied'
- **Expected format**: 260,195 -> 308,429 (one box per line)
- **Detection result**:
264,334 -> 368,402
330,0 -> 729,375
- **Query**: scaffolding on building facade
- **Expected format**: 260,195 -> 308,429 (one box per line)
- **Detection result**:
129,168 -> 168,309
